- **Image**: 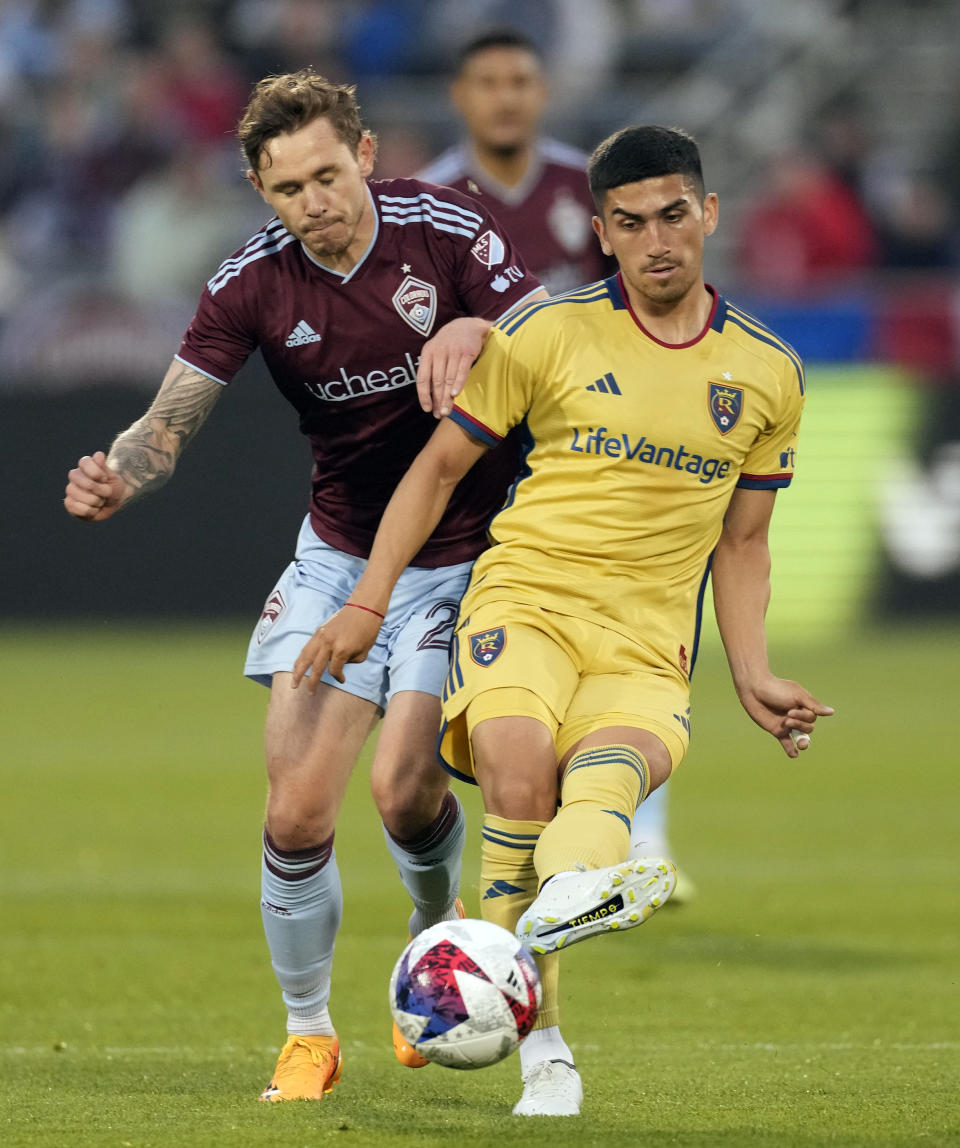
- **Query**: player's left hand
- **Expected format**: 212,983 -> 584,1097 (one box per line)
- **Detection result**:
416,317 -> 492,418
736,675 -> 835,758
291,604 -> 383,691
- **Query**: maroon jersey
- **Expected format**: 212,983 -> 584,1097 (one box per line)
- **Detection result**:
177,177 -> 541,566
418,139 -> 614,295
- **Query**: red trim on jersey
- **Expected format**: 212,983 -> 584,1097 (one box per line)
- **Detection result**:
617,273 -> 719,348
450,405 -> 503,445
738,472 -> 794,486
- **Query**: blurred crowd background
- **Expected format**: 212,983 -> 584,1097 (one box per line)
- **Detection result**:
4,0 -> 960,629
2,0 -> 959,384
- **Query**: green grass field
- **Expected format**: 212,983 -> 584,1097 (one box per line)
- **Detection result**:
2,624 -> 957,1147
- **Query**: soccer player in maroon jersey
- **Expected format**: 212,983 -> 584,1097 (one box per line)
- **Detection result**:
63,69 -> 545,1103
421,27 -> 688,908
418,28 -> 614,295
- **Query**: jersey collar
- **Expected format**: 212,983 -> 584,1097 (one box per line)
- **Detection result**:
609,272 -> 724,348
299,185 -> 380,284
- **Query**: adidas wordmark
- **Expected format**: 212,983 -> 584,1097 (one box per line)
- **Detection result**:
286,320 -> 323,347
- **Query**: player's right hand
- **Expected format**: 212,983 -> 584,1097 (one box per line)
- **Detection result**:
64,451 -> 127,522
416,316 -> 492,418
737,674 -> 835,759
291,604 -> 383,691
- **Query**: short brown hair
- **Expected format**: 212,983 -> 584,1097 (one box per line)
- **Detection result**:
238,68 -> 371,172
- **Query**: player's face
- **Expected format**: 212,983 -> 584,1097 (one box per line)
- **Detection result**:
452,47 -> 547,154
593,175 -> 719,310
250,116 -> 375,265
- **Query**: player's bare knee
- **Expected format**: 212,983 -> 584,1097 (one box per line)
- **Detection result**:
264,785 -> 336,850
479,770 -> 556,822
372,761 -> 448,835
263,819 -> 330,852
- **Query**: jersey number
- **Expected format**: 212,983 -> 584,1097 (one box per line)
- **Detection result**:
416,600 -> 460,652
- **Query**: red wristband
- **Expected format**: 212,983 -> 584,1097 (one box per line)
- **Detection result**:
345,601 -> 385,620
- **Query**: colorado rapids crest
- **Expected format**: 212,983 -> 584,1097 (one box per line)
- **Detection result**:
393,275 -> 437,336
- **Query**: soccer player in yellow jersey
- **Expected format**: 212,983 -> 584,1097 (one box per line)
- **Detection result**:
293,125 -> 834,1117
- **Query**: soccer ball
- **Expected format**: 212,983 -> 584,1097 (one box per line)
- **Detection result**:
389,917 -> 541,1070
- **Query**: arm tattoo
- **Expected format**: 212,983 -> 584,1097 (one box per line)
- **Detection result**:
109,362 -> 223,503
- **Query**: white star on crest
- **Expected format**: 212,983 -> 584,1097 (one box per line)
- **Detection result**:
401,263 -> 411,273
722,371 -> 732,380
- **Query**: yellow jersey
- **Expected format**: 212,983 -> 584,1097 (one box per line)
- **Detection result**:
449,273 -> 805,679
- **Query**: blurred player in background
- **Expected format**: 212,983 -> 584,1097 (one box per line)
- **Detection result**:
418,28 -> 612,295
294,124 -> 834,1117
420,27 -> 683,892
64,69 -> 545,1104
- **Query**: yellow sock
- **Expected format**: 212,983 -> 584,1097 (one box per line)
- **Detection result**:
480,814 -> 560,1029
534,744 -> 650,880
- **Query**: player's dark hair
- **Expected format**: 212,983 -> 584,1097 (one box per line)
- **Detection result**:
455,28 -> 543,73
588,126 -> 705,208
238,68 -> 374,172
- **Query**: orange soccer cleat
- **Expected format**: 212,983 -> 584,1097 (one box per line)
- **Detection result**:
258,1034 -> 342,1102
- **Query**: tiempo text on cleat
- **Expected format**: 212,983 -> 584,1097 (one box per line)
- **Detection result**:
515,858 -> 676,954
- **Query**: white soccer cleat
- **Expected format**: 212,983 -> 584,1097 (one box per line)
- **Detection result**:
629,838 -> 696,905
513,1059 -> 583,1117
516,858 -> 676,954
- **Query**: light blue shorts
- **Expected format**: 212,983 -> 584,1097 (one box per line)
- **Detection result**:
244,516 -> 472,708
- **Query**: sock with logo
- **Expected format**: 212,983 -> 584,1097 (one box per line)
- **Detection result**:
534,744 -> 650,881
261,828 -> 341,1036
480,814 -> 560,1028
382,792 -> 466,936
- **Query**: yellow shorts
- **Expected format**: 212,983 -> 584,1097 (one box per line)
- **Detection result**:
439,599 -> 690,783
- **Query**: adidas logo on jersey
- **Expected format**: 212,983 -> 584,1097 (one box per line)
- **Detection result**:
285,320 -> 323,347
586,372 -> 622,395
